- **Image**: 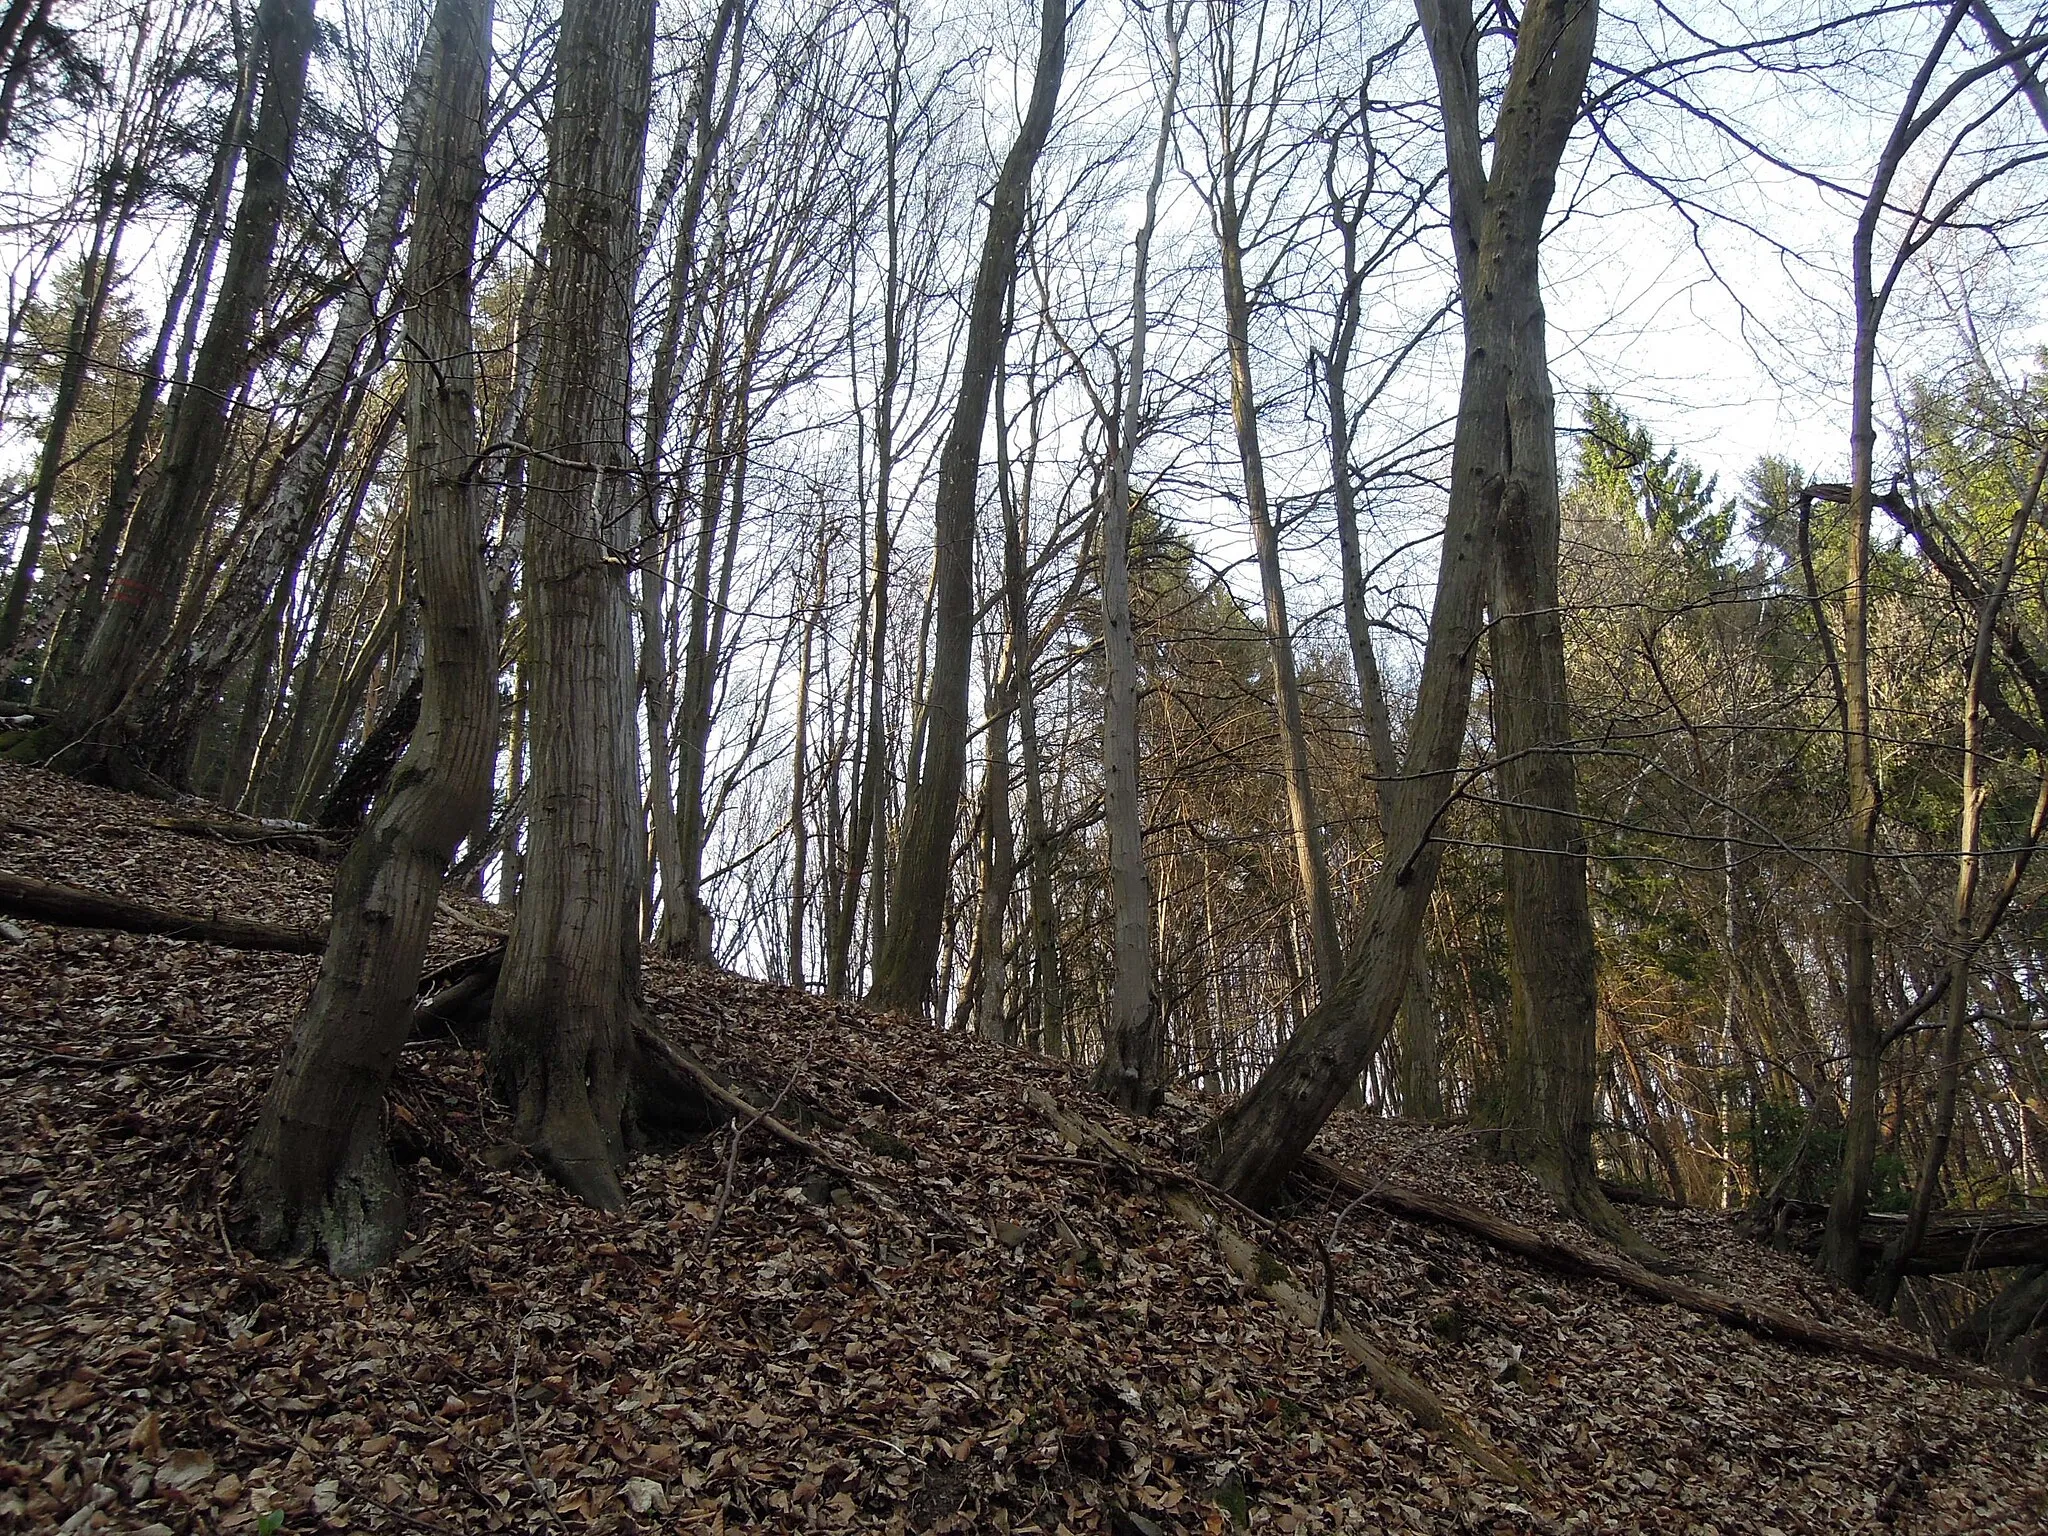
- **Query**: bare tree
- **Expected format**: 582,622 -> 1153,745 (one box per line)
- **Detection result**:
487,0 -> 656,1208
1201,0 -> 1598,1208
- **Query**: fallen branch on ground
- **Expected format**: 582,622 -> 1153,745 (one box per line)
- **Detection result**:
1300,1150 -> 2043,1398
147,813 -> 344,859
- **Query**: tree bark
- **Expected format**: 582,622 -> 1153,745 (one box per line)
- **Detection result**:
487,0 -> 655,1210
868,0 -> 1066,1014
1211,117 -> 1343,1003
1870,445 -> 2048,1307
135,46 -> 437,778
1320,118 -> 1441,1120
1823,0 -> 1973,1288
237,0 -> 497,1275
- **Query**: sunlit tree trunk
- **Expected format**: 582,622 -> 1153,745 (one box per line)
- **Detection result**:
1200,0 -> 1596,1207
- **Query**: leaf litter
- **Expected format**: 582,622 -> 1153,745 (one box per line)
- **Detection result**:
2,758 -> 2045,1534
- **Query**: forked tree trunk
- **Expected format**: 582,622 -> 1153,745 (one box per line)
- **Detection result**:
1199,0 -> 1596,1208
487,0 -> 655,1210
237,0 -> 496,1274
1419,0 -> 1627,1243
868,0 -> 1066,1014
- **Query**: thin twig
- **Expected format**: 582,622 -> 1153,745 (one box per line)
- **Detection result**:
705,1063 -> 803,1243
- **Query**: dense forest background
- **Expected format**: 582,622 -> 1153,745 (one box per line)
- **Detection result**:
4,0 -> 2048,1340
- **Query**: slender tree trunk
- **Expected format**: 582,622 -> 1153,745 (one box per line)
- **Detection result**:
1823,0 -> 1972,1286
1871,446 -> 2048,1307
1093,0 -> 1177,1110
1214,179 -> 1343,1003
52,62 -> 257,689
487,0 -> 655,1210
1322,157 -> 1442,1121
237,0 -> 497,1274
868,0 -> 1066,1013
787,524 -> 822,988
1199,0 -> 1596,1209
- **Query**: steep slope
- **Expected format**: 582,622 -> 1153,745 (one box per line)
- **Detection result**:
2,758 -> 2044,1534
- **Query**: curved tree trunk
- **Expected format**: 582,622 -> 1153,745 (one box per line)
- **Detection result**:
487,0 -> 655,1210
238,0 -> 497,1274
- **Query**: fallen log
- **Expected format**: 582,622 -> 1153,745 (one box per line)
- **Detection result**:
1299,1150 -> 2042,1398
1031,1091 -> 1539,1495
1747,1196 -> 2048,1275
0,870 -> 324,952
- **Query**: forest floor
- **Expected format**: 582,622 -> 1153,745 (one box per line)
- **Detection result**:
2,759 -> 2045,1535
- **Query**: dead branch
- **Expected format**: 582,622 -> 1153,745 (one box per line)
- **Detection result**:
147,813 -> 344,859
1028,1091 -> 1537,1495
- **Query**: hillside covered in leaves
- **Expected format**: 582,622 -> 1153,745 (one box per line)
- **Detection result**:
4,760 -> 2048,1534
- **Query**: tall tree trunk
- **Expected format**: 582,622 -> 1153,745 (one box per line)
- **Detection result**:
1823,0 -> 1972,1287
1214,168 -> 1343,1004
46,0 -> 316,771
237,0 -> 497,1274
787,524 -> 823,988
1871,445 -> 2048,1307
1320,121 -> 1442,1121
487,0 -> 655,1210
0,170 -> 125,664
868,0 -> 1066,1014
52,60 -> 258,690
1199,0 -> 1596,1209
1093,0 -> 1178,1110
